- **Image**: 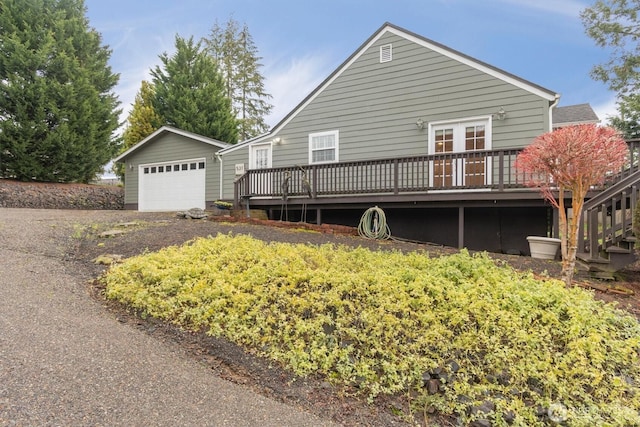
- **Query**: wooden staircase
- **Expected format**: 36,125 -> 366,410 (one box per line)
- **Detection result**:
576,168 -> 640,277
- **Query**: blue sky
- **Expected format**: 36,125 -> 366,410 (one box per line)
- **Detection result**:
84,0 -> 618,130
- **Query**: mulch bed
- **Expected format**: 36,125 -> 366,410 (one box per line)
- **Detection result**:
66,211 -> 640,427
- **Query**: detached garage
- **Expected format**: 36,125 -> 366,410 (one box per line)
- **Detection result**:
114,126 -> 230,211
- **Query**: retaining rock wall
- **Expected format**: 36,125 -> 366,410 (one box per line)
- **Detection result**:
0,179 -> 124,210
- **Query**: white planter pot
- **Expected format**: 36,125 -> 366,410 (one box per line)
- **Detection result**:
527,236 -> 561,260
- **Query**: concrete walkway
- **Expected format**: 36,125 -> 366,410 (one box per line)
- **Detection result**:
0,209 -> 334,426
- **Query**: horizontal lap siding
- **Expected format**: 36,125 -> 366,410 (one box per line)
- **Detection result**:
220,148 -> 248,199
278,33 -> 548,164
124,134 -> 222,204
222,30 -> 551,195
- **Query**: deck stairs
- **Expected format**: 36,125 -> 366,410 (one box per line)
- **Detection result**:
576,169 -> 640,278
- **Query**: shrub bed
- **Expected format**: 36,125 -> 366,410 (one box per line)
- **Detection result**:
103,234 -> 640,426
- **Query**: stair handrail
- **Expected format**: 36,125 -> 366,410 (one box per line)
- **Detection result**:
579,168 -> 640,259
582,168 -> 640,211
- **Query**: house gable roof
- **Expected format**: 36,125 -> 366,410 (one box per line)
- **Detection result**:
552,103 -> 600,127
219,22 -> 559,156
113,126 -> 231,162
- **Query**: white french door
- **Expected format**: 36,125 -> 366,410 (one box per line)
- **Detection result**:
429,118 -> 491,188
250,143 -> 272,195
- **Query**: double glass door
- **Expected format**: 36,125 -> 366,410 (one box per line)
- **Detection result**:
432,121 -> 488,188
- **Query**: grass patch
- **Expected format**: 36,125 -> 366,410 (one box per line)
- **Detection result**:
103,233 -> 640,426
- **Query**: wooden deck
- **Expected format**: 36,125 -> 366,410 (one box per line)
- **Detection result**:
234,140 -> 640,209
232,140 -> 640,258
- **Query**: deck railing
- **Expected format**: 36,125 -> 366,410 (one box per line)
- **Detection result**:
577,139 -> 640,258
234,147 -> 530,203
234,140 -> 640,206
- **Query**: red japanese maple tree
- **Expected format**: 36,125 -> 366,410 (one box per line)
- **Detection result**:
516,124 -> 628,285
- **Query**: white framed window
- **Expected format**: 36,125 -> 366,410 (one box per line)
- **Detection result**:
249,142 -> 272,169
309,130 -> 339,164
380,44 -> 392,63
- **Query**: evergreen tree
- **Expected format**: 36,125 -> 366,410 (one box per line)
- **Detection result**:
0,0 -> 121,182
581,0 -> 640,96
205,18 -> 273,140
582,1 -> 640,142
609,94 -> 640,139
150,35 -> 238,143
115,80 -> 162,180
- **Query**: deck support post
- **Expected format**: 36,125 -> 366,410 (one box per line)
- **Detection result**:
458,207 -> 465,249
316,208 -> 322,225
552,207 -> 559,239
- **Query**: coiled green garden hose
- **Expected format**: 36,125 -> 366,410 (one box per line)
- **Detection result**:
358,206 -> 391,240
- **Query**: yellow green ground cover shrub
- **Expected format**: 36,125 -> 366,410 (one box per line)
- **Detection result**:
103,234 -> 640,426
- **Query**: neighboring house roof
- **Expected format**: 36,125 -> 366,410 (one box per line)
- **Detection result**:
552,103 -> 600,127
219,21 -> 559,155
113,126 -> 231,162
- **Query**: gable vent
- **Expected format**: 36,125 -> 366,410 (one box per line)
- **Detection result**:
380,44 -> 392,63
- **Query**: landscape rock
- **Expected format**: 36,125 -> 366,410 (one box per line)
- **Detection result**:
99,229 -> 127,238
0,179 -> 123,210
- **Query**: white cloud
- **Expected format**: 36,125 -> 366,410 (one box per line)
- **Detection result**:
112,33 -> 176,126
593,96 -> 619,124
264,53 -> 333,128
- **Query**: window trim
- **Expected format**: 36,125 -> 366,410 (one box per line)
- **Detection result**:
308,130 -> 339,164
426,116 -> 493,188
427,116 -> 492,155
140,158 -> 206,174
248,141 -> 273,170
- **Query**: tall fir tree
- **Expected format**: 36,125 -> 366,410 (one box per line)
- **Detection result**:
581,0 -> 640,97
114,80 -> 162,180
0,0 -> 121,182
205,18 -> 273,141
609,94 -> 640,139
150,35 -> 238,143
582,0 -> 640,136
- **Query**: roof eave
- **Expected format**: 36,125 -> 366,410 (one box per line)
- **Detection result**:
113,126 -> 230,163
263,22 -> 558,137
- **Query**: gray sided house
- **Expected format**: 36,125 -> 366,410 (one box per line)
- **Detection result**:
113,126 -> 229,211
219,22 -> 560,199
115,22 -> 640,270
218,22 -> 563,254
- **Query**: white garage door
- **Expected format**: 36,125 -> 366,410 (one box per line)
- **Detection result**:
139,159 -> 206,211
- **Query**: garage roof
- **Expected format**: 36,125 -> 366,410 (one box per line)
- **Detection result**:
113,126 -> 230,163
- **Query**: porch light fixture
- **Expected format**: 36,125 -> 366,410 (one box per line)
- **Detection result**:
272,137 -> 282,144
129,163 -> 134,171
415,118 -> 425,129
495,107 -> 507,121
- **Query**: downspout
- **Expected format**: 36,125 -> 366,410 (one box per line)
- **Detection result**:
548,94 -> 561,132
548,94 -> 561,239
216,152 -> 223,200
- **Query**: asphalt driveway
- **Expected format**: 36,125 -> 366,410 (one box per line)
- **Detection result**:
0,209 -> 334,426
